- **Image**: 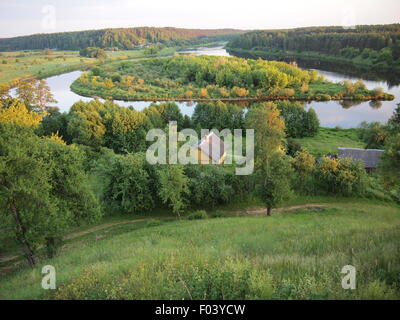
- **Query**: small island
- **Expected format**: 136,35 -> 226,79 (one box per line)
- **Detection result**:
71,55 -> 394,102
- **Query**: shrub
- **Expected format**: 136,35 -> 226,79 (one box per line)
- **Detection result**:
187,210 -> 208,220
210,210 -> 224,218
313,157 -> 368,196
286,138 -> 302,157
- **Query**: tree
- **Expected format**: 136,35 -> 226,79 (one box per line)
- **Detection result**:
379,134 -> 400,187
0,124 -> 101,266
257,153 -> 294,216
358,121 -> 387,149
304,108 -> 320,137
387,103 -> 400,134
96,152 -> 155,214
67,100 -> 106,148
16,79 -> 57,112
36,80 -> 57,111
245,102 -> 292,215
156,165 -> 189,217
44,140 -> 102,257
79,47 -> 107,59
0,98 -> 42,128
0,84 -> 9,99
0,124 -> 56,266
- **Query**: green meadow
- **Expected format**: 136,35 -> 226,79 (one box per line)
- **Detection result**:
1,201 -> 399,300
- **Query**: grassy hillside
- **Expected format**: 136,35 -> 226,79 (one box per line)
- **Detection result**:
1,202 -> 399,300
294,127 -> 365,157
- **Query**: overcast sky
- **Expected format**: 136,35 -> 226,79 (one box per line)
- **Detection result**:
0,0 -> 399,38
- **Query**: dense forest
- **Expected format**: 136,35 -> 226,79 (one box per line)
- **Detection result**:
227,24 -> 400,71
71,55 -> 393,101
0,27 -> 245,51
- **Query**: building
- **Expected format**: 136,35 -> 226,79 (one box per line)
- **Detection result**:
195,132 -> 226,164
338,147 -> 385,172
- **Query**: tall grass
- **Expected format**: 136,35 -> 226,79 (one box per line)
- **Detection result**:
0,203 -> 399,300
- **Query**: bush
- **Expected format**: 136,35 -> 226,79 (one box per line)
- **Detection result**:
210,210 -> 224,218
286,138 -> 302,157
313,157 -> 368,196
187,210 -> 208,220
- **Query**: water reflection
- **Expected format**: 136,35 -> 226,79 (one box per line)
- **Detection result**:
11,46 -> 399,128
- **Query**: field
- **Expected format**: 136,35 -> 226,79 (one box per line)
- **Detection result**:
0,201 -> 399,300
294,127 -> 365,157
0,47 -> 178,86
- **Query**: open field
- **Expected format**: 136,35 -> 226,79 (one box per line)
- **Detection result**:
0,47 -> 178,86
294,127 -> 365,157
0,201 -> 399,300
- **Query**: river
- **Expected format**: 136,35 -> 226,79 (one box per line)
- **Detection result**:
13,46 -> 399,128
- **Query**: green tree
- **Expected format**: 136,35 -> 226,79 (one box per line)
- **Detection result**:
387,103 -> 400,134
257,153 -> 294,216
0,124 -> 101,266
379,134 -> 400,187
96,152 -> 155,214
0,124 -> 56,266
156,165 -> 189,217
245,102 -> 292,215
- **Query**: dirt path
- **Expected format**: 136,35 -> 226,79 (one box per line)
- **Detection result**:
0,203 -> 330,265
235,203 -> 329,215
64,216 -> 175,241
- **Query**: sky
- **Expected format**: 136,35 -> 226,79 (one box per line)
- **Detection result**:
0,0 -> 399,38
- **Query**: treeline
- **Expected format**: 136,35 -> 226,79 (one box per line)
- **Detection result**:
227,24 -> 400,70
0,27 -> 244,51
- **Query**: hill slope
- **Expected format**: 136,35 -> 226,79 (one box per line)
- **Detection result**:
1,202 -> 399,300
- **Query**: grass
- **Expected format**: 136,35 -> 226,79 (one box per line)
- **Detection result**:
294,127 -> 365,157
0,47 -> 179,86
0,202 -> 399,300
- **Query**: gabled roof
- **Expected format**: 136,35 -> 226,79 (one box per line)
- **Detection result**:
338,147 -> 385,169
196,132 -> 226,163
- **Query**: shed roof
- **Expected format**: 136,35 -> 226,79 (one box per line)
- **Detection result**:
338,147 -> 385,168
196,132 -> 226,163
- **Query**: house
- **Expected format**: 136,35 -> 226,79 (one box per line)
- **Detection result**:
195,132 -> 226,164
338,147 -> 385,172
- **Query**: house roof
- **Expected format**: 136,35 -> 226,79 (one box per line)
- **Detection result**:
196,132 -> 226,163
338,147 -> 385,168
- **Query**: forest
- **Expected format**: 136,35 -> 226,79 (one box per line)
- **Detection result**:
70,55 -> 393,101
227,24 -> 400,72
0,27 -> 244,51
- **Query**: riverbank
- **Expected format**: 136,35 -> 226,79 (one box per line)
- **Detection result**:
0,47 -> 179,89
226,47 -> 400,79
